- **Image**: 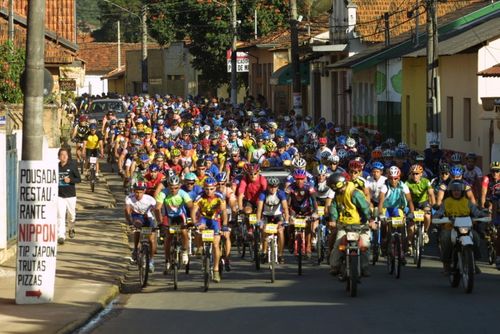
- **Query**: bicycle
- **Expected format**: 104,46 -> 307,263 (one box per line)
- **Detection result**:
135,225 -> 157,289
412,210 -> 426,268
88,156 -> 98,192
293,216 -> 307,276
370,217 -> 382,266
316,205 -> 328,265
248,213 -> 261,270
168,224 -> 183,290
264,223 -> 279,282
385,215 -> 406,279
201,229 -> 215,292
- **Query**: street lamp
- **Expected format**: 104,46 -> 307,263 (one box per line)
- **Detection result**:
102,0 -> 148,94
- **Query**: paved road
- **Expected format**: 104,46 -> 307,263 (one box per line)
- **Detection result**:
78,169 -> 500,334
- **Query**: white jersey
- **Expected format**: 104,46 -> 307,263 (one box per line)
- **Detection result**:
366,175 -> 387,203
463,166 -> 482,185
125,194 -> 156,215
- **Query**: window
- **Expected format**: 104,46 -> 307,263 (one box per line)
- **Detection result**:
446,97 -> 453,138
463,98 -> 471,141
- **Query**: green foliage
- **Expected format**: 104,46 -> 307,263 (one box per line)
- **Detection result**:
0,41 -> 25,103
91,0 -> 143,43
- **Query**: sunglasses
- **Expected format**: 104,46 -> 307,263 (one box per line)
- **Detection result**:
186,181 -> 195,185
492,170 -> 500,173
169,186 -> 180,190
204,187 -> 216,191
412,173 -> 421,176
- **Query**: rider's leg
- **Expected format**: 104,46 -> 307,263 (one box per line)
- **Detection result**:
213,235 -> 221,272
329,229 -> 346,271
278,225 -> 285,257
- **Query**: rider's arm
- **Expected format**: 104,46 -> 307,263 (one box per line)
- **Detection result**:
427,186 -> 436,206
352,190 -> 372,223
154,200 -> 163,225
405,192 -> 415,213
256,195 -> 264,222
480,175 -> 490,208
282,198 -> 290,223
124,202 -> 133,225
237,179 -> 247,210
220,200 -> 228,226
466,188 -> 477,206
190,201 -> 199,224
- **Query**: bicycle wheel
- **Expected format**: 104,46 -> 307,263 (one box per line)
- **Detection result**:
90,168 -> 96,192
254,229 -> 260,270
371,229 -> 379,266
316,225 -> 323,265
348,255 -> 358,297
395,234 -> 401,279
297,233 -> 303,276
173,249 -> 179,290
461,246 -> 474,294
386,236 -> 394,275
270,238 -> 276,283
139,245 -> 150,288
487,243 -> 496,265
203,252 -> 210,292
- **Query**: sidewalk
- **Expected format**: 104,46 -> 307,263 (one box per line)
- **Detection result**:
0,172 -> 129,334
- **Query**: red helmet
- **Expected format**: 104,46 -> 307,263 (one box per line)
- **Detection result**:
79,115 -> 88,123
318,137 -> 328,145
243,163 -> 260,175
348,160 -> 363,172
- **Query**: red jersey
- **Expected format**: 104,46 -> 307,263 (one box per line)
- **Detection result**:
237,175 -> 267,205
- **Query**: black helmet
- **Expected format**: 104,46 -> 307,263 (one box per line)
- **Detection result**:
327,172 -> 347,190
448,180 -> 465,193
439,163 -> 450,174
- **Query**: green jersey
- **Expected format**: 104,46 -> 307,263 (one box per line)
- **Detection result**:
156,188 -> 192,217
406,177 -> 432,204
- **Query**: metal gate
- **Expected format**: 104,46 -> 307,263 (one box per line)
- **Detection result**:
6,133 -> 18,241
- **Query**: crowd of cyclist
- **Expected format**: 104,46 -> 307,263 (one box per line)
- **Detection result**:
71,94 -> 500,283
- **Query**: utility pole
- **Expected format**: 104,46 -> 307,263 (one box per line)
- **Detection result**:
117,20 -> 121,68
254,9 -> 258,40
426,0 -> 439,143
22,0 -> 45,160
290,0 -> 302,116
384,12 -> 390,46
8,0 -> 14,41
230,0 -> 237,107
141,3 -> 148,94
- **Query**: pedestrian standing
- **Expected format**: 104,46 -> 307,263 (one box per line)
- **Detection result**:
57,147 -> 81,245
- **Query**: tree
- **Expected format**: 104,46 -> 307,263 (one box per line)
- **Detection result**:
0,41 -> 25,104
147,0 -> 290,88
91,0 -> 143,43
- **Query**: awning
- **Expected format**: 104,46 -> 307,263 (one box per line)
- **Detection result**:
270,63 -> 310,86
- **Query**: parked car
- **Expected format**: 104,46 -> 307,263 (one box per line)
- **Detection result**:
85,99 -> 127,123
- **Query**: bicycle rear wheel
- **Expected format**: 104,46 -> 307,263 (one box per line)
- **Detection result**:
203,253 -> 210,292
254,229 -> 260,270
90,168 -> 96,192
348,255 -> 358,297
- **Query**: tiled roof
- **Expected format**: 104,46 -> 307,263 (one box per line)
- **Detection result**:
0,16 -> 75,64
14,0 -> 76,42
77,42 -> 160,73
353,0 -> 487,42
478,63 -> 500,77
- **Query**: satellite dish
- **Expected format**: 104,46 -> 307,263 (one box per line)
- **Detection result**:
20,68 -> 54,97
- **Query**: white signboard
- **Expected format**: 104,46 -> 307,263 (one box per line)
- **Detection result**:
227,50 -> 249,73
16,161 -> 58,304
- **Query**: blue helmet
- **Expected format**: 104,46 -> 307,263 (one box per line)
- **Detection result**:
372,161 -> 385,171
450,165 -> 464,177
204,177 -> 217,187
149,163 -> 160,172
215,172 -> 228,183
139,154 -> 149,162
276,129 -> 285,138
337,135 -> 347,146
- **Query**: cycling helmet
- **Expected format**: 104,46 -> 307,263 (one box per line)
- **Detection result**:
337,149 -> 348,160
491,161 -> 500,171
415,155 -> 425,162
204,177 -> 217,187
133,181 -> 147,190
450,165 -> 464,177
293,169 -> 307,180
167,175 -> 180,186
397,142 -> 408,151
371,149 -> 383,160
320,151 -> 332,161
328,154 -> 340,164
154,152 -> 165,160
382,149 -> 394,158
262,132 -> 271,141
149,163 -> 160,172
388,166 -> 401,179
266,141 -> 277,152
276,129 -> 285,138
439,163 -> 450,174
144,127 -> 153,135
243,163 -> 260,175
337,135 -> 347,146
410,164 -> 423,174
128,147 -> 138,155
277,141 -> 287,149
349,127 -> 359,136
348,160 -> 363,171
171,148 -> 181,157
267,177 -> 280,187
89,123 -> 97,130
78,115 -> 88,123
371,161 -> 385,171
316,164 -> 329,176
450,152 -> 462,164
448,180 -> 465,193
109,119 -> 117,126
318,137 -> 328,145
386,138 -> 396,147
215,172 -> 228,183
465,152 -> 477,161
292,157 -> 307,169
130,127 -> 138,135
184,172 -> 197,182
429,140 -> 439,147
394,148 -> 406,159
345,137 -> 356,148
131,138 -> 142,146
328,172 -> 347,190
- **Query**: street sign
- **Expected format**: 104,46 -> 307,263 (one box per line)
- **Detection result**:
15,160 -> 58,304
59,79 -> 76,91
226,50 -> 249,73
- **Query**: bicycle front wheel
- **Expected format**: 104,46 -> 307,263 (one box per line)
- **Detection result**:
461,246 -> 474,294
270,238 -> 276,283
254,229 -> 261,271
203,254 -> 210,292
90,168 -> 96,192
395,234 -> 401,279
173,251 -> 179,290
297,233 -> 303,276
139,246 -> 150,288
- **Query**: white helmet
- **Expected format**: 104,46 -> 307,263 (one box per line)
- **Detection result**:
388,166 -> 401,178
346,137 -> 356,148
292,157 -> 307,169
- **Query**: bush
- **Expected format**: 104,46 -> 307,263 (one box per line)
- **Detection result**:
0,41 -> 25,104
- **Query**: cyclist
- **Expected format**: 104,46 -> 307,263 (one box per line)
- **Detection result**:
215,172 -> 237,271
155,174 -> 193,274
144,163 -> 164,197
256,177 -> 290,264
191,177 -> 228,283
480,161 -> 500,269
71,115 -> 89,166
82,123 -> 104,178
328,172 -> 373,277
406,164 -> 435,245
435,180 -> 486,274
125,181 -> 158,273
463,153 -> 483,199
431,163 -> 451,195
435,165 -> 477,206
347,159 -> 371,202
424,140 -> 443,176
237,163 -> 267,216
366,161 -> 387,211
287,169 -> 318,258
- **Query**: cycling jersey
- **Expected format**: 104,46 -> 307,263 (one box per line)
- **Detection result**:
156,188 -> 192,218
85,132 -> 103,150
258,189 -> 287,216
330,182 -> 370,224
75,124 -> 89,141
194,192 -> 225,219
406,177 -> 432,204
366,175 -> 387,204
463,166 -> 482,185
315,181 -> 335,201
288,183 -> 316,216
380,180 -> 410,209
238,175 -> 267,205
126,193 -> 156,215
